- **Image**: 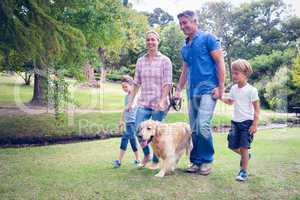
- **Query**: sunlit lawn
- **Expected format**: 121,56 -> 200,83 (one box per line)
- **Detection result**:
0,128 -> 299,200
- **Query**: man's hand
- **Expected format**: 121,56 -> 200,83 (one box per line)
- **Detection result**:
175,90 -> 183,100
212,86 -> 224,100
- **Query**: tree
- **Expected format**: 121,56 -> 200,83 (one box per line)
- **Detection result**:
230,0 -> 288,59
62,0 -> 126,82
160,22 -> 185,82
249,49 -> 296,80
142,8 -> 173,27
264,66 -> 290,111
282,17 -> 300,44
292,51 -> 300,87
0,0 -> 86,105
118,8 -> 149,68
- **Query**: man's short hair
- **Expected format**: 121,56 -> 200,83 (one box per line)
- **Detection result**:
177,10 -> 198,24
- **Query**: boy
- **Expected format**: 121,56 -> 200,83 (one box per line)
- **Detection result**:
221,59 -> 260,181
112,75 -> 140,167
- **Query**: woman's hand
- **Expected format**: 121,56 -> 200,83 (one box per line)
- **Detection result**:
157,98 -> 168,111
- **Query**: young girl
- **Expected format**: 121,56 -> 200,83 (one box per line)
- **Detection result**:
221,59 -> 260,181
112,75 -> 140,167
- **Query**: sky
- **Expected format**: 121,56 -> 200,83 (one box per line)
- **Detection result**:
131,0 -> 300,18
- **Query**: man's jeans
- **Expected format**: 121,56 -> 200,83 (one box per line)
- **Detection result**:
188,94 -> 217,165
135,106 -> 167,163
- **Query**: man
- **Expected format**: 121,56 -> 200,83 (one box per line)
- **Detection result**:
175,10 -> 226,175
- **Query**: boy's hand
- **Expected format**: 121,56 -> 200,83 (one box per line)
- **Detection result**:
212,86 -> 224,100
249,123 -> 258,135
125,102 -> 133,112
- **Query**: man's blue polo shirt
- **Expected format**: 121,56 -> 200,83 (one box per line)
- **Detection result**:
181,30 -> 221,98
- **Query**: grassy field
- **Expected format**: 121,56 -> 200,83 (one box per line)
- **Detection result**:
0,128 -> 299,200
0,73 -> 124,110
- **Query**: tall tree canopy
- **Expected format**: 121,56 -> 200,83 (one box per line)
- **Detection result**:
142,8 -> 173,27
0,0 -> 86,105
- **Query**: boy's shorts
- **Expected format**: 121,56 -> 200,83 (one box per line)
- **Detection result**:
228,120 -> 254,149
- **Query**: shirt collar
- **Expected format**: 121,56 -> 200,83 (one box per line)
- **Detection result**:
144,51 -> 162,58
185,30 -> 202,45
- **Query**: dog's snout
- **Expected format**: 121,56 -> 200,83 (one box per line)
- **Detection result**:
137,135 -> 143,142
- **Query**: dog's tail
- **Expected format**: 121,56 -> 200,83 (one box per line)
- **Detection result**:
185,125 -> 193,156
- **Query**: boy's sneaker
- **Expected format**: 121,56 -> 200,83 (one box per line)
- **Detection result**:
240,153 -> 251,168
236,169 -> 248,181
112,160 -> 121,168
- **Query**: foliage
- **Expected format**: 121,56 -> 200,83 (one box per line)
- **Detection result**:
249,49 -> 296,80
160,22 -> 185,82
292,51 -> 300,87
264,66 -> 292,111
141,8 -> 174,27
118,7 -> 149,68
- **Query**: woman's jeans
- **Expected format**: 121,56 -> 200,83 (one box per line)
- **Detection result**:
135,106 -> 168,163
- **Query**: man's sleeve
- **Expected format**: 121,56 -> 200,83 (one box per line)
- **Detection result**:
207,33 -> 221,52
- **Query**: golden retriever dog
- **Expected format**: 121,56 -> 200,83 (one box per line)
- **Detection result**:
139,120 -> 192,177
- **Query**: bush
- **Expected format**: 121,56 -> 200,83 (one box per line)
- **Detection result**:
264,66 -> 291,112
106,73 -> 122,82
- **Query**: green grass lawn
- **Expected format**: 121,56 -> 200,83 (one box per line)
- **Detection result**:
0,73 -> 125,110
0,128 -> 299,200
0,74 -> 33,106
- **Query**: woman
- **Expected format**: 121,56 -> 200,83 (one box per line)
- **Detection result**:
126,30 -> 173,169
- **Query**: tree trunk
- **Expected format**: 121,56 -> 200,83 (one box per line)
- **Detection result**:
84,61 -> 95,82
24,72 -> 32,85
98,47 -> 107,83
225,57 -> 232,82
30,73 -> 48,105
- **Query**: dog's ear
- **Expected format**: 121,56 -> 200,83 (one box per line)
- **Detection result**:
154,122 -> 163,138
